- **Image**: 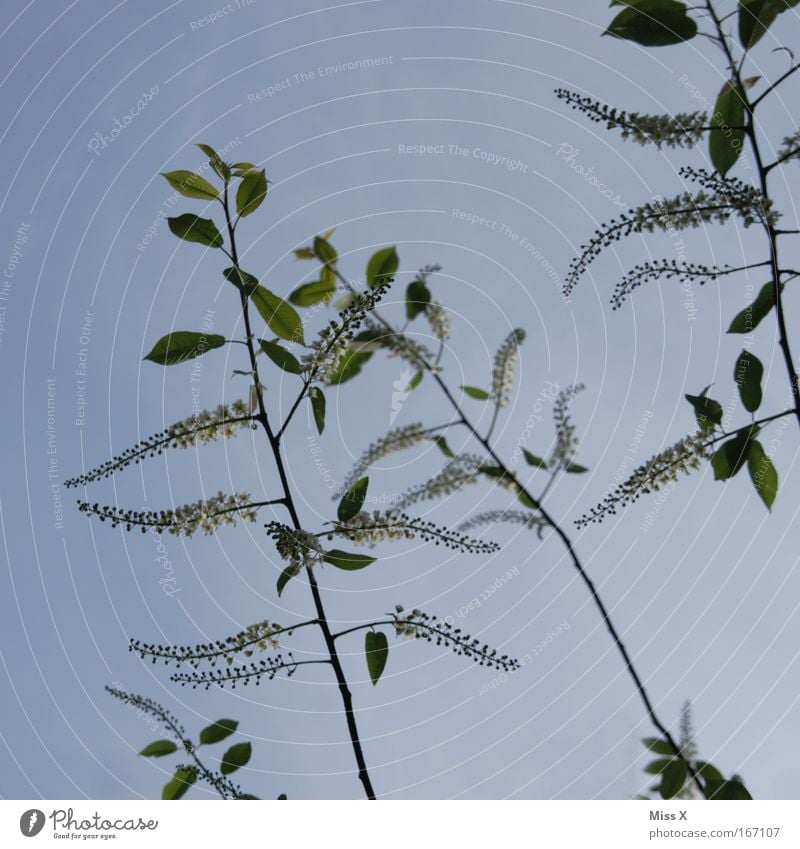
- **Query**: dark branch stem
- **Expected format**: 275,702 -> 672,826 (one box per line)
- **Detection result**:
222,191 -> 377,800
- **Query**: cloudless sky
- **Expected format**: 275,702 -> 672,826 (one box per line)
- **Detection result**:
1,0 -> 799,800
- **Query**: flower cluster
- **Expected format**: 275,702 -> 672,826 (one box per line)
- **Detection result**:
130,619 -> 287,669
392,607 -> 519,672
778,130 -> 800,164
397,454 -> 484,507
458,509 -> 548,539
550,384 -> 584,471
326,510 -> 500,553
362,318 -> 438,370
555,89 -> 708,148
78,491 -> 259,536
301,282 -> 391,384
491,329 -> 526,408
425,301 -> 451,341
265,522 -> 323,578
171,652 -> 305,689
65,402 -> 254,488
564,168 -> 775,296
575,430 -> 710,527
337,422 -> 433,496
611,259 -> 737,310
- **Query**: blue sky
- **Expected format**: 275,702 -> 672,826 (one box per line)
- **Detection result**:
1,0 -> 799,800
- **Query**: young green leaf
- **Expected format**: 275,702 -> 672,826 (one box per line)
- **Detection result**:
710,80 -> 745,176
747,439 -> 778,509
161,170 -> 219,200
260,339 -> 302,374
565,462 -> 589,474
220,741 -> 252,775
605,0 -> 698,47
517,489 -> 538,509
314,235 -> 338,265
144,331 -> 226,366
338,476 -> 369,522
406,276 -> 431,320
327,349 -> 373,385
734,349 -> 764,412
277,564 -> 299,597
642,737 -> 676,756
167,214 -> 224,248
293,246 -> 316,260
738,0 -> 781,49
685,386 -> 723,431
162,767 -> 196,800
365,631 -> 389,686
196,144 -> 231,182
289,278 -> 336,307
323,550 -> 377,570
223,266 -> 260,295
711,428 -> 755,480
659,759 -> 688,799
236,169 -> 267,217
199,719 -> 238,745
309,386 -> 326,434
366,246 -> 399,289
727,281 -> 779,334
435,435 -> 455,457
251,286 -> 304,344
704,778 -> 753,800
461,385 -> 490,400
139,740 -> 178,757
523,449 -> 548,469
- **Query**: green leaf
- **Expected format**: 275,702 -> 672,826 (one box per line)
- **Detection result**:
366,246 -> 399,289
365,631 -> 389,686
199,719 -> 238,745
728,281 -> 780,333
734,349 -> 764,412
144,331 -> 226,366
220,742 -> 252,775
659,759 -> 688,799
712,427 -> 757,480
643,737 -> 676,756
705,778 -> 753,800
406,277 -> 431,319
479,464 -> 509,479
139,740 -> 178,757
517,489 -> 538,509
196,144 -> 231,182
327,349 -> 373,385
251,286 -> 304,344
409,370 -> 423,390
161,170 -> 219,200
293,246 -> 316,260
338,476 -> 369,522
461,385 -> 490,400
323,549 -> 377,571
231,162 -> 256,174
523,450 -> 548,469
309,386 -> 326,434
738,0 -> 781,49
565,462 -> 589,474
260,339 -> 302,374
435,435 -> 454,457
289,278 -> 336,307
236,169 -> 267,217
644,758 -> 674,775
747,439 -> 778,509
696,761 -> 724,784
685,386 -> 723,431
710,80 -> 746,176
162,767 -> 196,800
605,0 -> 698,46
277,564 -> 299,597
314,236 -> 338,265
167,214 -> 224,248
223,266 -> 260,295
